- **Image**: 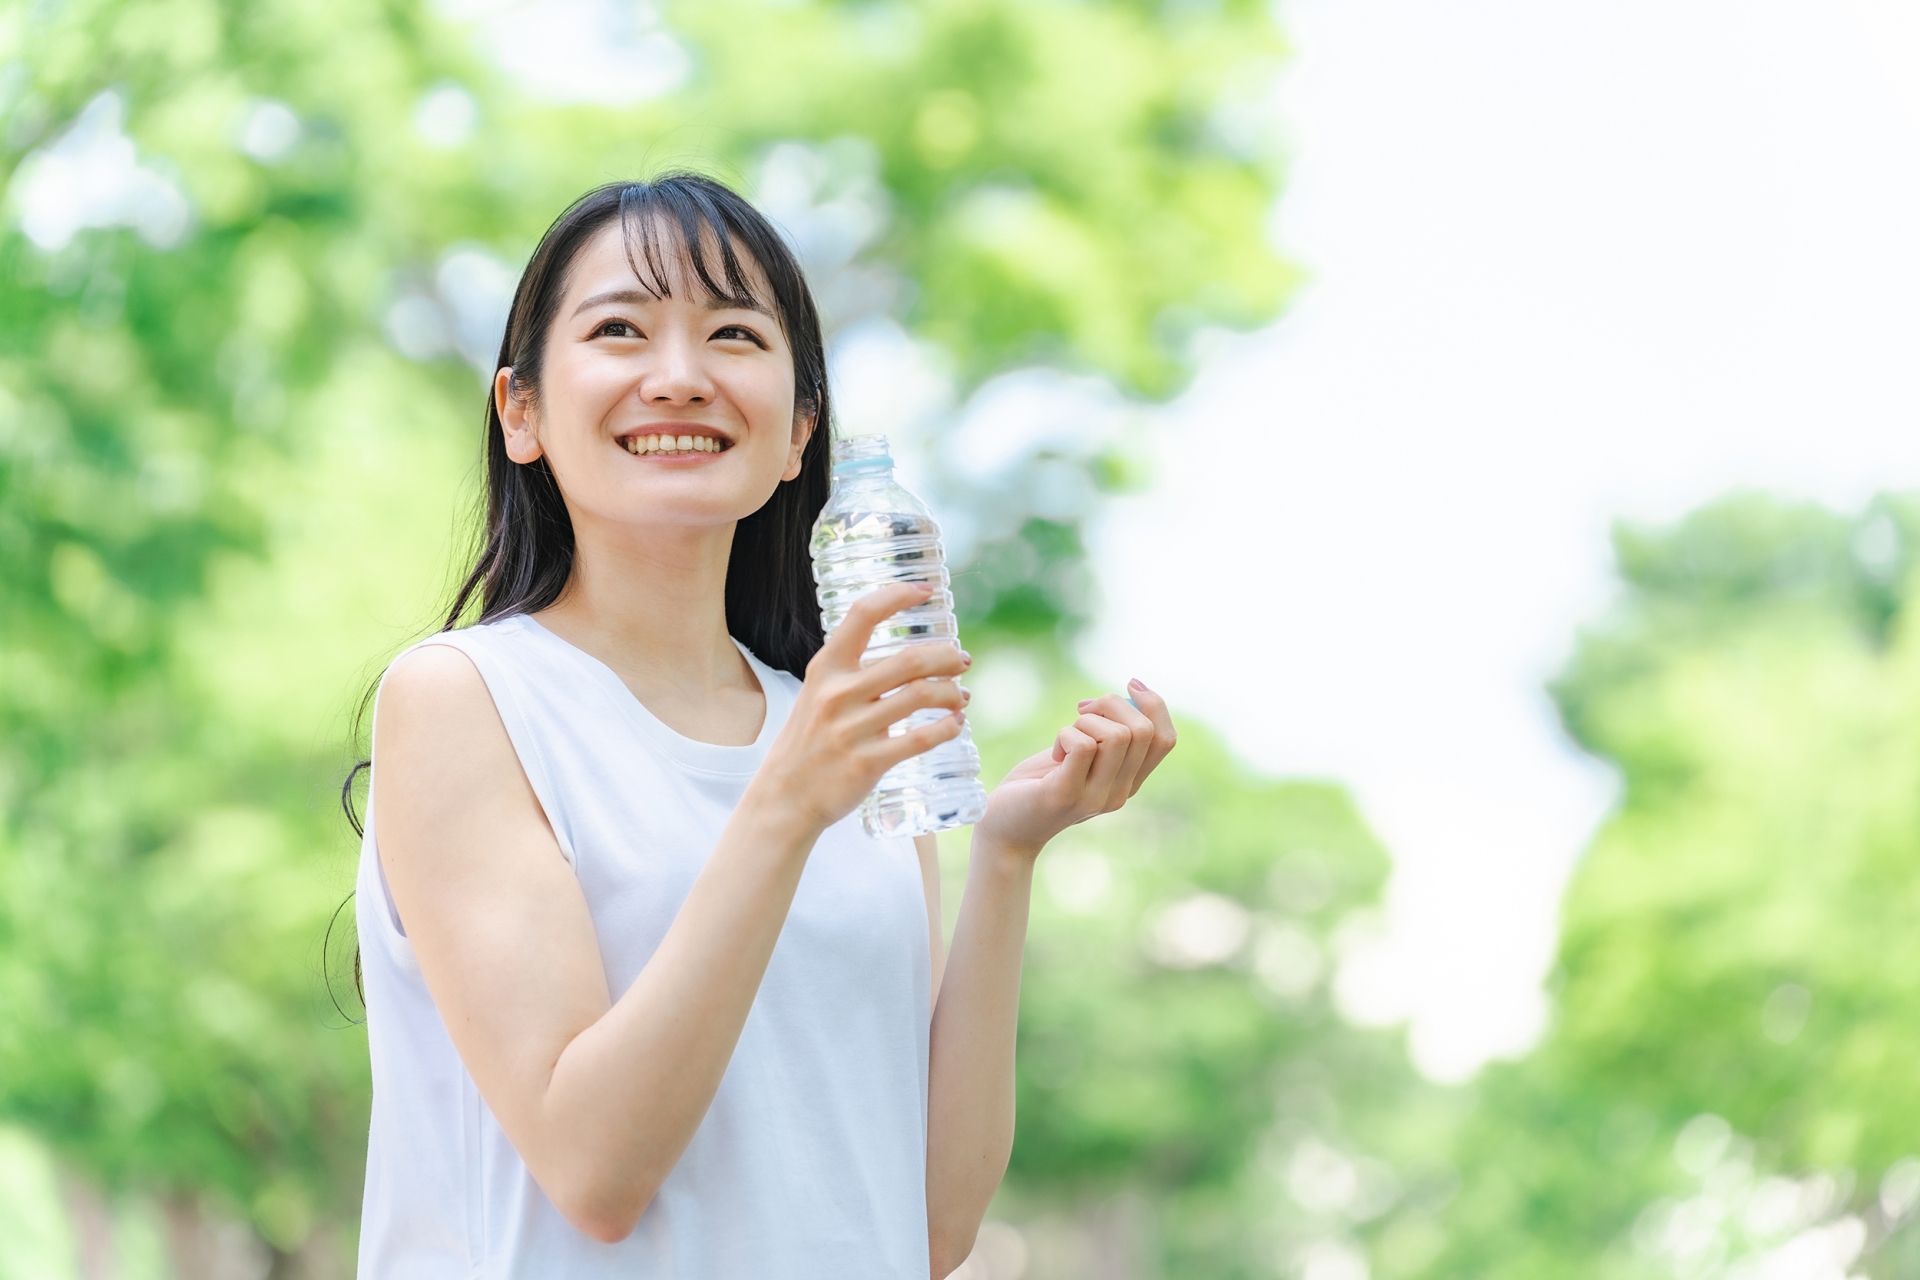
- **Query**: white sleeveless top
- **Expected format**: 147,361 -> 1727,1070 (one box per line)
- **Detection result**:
354,615 -> 932,1279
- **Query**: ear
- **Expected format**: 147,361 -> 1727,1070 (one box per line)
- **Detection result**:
496,368 -> 544,464
782,401 -> 817,482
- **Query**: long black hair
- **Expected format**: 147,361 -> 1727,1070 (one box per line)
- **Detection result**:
332,175 -> 834,1011
453,173 -> 832,669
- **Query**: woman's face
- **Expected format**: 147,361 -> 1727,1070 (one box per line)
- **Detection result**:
496,219 -> 811,537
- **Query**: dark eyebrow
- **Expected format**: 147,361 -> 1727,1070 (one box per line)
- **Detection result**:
571,288 -> 772,318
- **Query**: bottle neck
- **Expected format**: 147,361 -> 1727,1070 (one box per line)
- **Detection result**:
831,433 -> 894,481
833,460 -> 895,483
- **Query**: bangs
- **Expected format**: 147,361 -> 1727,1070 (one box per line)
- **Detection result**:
618,182 -> 775,317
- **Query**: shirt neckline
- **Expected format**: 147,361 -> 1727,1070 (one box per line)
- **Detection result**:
511,614 -> 794,777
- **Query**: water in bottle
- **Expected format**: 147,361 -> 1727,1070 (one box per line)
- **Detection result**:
810,434 -> 989,838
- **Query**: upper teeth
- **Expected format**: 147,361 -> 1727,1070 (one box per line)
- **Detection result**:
626,434 -> 724,455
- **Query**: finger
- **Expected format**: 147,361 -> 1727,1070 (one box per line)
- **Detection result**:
1070,713 -> 1133,808
848,677 -> 966,737
847,640 -> 969,700
1121,678 -> 1177,793
1077,694 -> 1155,803
1042,725 -> 1098,800
815,581 -> 936,669
874,709 -> 966,771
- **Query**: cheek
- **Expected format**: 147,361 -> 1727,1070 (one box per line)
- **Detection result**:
742,368 -> 799,441
546,350 -> 628,416
537,358 -> 626,458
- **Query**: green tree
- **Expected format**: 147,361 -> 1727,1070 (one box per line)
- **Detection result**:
1405,492 -> 1920,1280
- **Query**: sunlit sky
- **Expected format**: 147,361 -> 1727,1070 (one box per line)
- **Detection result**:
1084,0 -> 1920,1080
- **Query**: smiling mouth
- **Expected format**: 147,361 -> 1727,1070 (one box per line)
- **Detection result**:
622,431 -> 731,456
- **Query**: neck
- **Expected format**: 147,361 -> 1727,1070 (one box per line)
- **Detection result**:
537,511 -> 745,692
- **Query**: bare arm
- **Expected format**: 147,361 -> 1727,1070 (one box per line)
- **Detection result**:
923,684 -> 1178,1275
375,584 -> 966,1244
915,834 -> 947,1005
923,832 -> 1032,1276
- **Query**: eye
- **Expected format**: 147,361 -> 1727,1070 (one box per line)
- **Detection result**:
711,324 -> 768,349
591,318 -> 642,339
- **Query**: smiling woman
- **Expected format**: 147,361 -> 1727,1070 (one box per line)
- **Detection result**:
347,174 -> 1177,1280
447,179 -> 833,678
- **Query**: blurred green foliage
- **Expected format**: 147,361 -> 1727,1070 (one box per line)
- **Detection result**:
0,0 -> 1345,1272
956,648 -> 1449,1279
666,0 -> 1293,393
1407,493 -> 1920,1280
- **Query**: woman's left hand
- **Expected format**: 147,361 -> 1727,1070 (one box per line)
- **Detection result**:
973,679 -> 1178,858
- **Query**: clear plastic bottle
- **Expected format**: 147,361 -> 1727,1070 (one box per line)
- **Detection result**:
810,434 -> 989,838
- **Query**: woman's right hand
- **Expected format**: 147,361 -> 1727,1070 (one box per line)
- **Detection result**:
754,581 -> 970,834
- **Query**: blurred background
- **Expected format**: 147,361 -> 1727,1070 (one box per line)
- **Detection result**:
3,0 -> 1920,1276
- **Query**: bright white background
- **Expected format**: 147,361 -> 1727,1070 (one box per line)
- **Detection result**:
1084,0 -> 1920,1081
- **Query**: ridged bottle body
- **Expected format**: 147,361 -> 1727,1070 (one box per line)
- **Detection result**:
810,436 -> 988,838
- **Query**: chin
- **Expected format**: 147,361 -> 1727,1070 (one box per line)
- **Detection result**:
597,480 -> 781,532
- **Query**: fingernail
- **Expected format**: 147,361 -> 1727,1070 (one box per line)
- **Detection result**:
961,688 -> 972,704
959,651 -> 972,667
1077,699 -> 1094,711
1128,677 -> 1150,691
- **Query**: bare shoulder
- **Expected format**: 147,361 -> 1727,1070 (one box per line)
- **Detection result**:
374,642 -> 527,815
374,640 -> 558,908
377,643 -> 505,750
381,642 -> 490,718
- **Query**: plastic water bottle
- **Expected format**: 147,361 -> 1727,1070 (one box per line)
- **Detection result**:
810,434 -> 989,838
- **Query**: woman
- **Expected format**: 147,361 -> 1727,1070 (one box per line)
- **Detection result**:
355,174 -> 1176,1278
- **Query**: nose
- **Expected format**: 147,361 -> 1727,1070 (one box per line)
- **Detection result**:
640,329 -> 715,406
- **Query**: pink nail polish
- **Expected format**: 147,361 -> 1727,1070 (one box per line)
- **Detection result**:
1077,699 -> 1094,711
1128,677 -> 1150,692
